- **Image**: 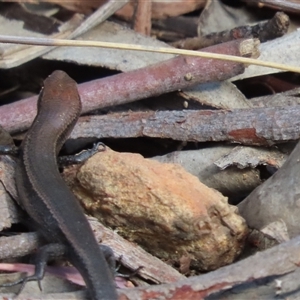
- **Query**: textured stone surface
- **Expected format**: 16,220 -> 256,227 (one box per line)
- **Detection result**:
68,148 -> 248,271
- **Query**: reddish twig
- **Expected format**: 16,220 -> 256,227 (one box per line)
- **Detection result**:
0,39 -> 250,134
133,0 -> 152,35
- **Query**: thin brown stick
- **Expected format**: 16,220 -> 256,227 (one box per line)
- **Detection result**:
172,12 -> 289,50
245,0 -> 300,13
133,0 -> 152,35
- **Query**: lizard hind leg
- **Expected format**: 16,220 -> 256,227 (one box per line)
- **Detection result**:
1,243 -> 66,295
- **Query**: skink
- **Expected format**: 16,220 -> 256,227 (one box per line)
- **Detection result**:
15,70 -> 117,299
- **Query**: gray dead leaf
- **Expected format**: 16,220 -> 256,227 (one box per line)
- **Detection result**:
0,14 -> 47,58
261,220 -> 290,243
0,14 -> 82,69
215,146 -> 288,170
180,81 -> 251,109
0,1 -> 128,69
198,0 -> 262,36
43,21 -> 174,72
232,30 -> 300,80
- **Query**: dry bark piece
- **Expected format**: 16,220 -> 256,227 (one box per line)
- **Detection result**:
70,148 -> 248,271
238,139 -> 300,238
250,86 -> 300,108
215,146 -> 288,170
88,217 -> 185,283
205,269 -> 300,299
70,105 -> 300,146
0,233 -> 40,260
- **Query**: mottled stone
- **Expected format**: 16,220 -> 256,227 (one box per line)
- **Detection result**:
68,148 -> 248,271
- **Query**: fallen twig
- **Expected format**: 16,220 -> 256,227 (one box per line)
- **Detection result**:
118,235 -> 300,299
70,106 -> 300,146
172,11 -> 289,49
0,39 -> 250,133
2,234 -> 299,299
